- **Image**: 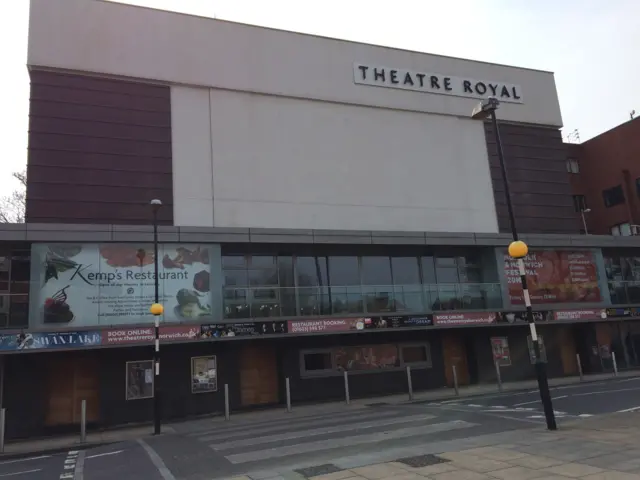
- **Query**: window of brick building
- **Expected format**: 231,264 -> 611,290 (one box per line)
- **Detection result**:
603,185 -> 625,208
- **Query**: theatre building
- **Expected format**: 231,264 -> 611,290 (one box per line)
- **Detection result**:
1,0 -> 638,439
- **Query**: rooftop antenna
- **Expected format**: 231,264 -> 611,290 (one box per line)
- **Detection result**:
566,129 -> 580,143
631,110 -> 636,120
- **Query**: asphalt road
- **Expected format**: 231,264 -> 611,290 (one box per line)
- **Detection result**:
0,451 -> 75,480
2,377 -> 639,479
425,376 -> 640,421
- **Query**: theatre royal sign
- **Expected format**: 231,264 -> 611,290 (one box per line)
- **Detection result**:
353,63 -> 523,104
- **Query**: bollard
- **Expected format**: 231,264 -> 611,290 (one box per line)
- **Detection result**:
80,399 -> 87,443
612,352 -> 618,377
0,408 -> 4,454
576,353 -> 583,381
452,365 -> 460,396
495,360 -> 503,391
285,377 -> 292,413
406,366 -> 414,401
224,384 -> 230,420
343,370 -> 350,405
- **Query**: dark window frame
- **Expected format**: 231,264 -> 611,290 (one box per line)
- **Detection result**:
299,342 -> 432,378
602,185 -> 625,208
566,158 -> 580,174
573,194 -> 587,212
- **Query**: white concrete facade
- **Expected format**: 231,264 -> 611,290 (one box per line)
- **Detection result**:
28,0 -> 564,233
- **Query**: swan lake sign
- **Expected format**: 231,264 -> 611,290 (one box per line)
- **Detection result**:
353,63 -> 524,104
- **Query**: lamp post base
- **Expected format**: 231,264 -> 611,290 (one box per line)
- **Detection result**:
535,361 -> 557,431
153,390 -> 162,435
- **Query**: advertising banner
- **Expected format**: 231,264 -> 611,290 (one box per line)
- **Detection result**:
433,312 -> 497,326
200,321 -> 287,339
0,331 -> 102,351
102,325 -> 200,345
287,318 -> 369,334
372,316 -> 433,328
504,250 -> 601,305
554,309 -> 606,321
30,243 -> 212,327
606,307 -> 640,318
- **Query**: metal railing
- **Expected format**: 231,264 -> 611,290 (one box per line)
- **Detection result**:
223,283 -> 503,319
608,281 -> 640,305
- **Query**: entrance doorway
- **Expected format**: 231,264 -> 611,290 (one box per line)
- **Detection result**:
45,353 -> 100,427
442,334 -> 470,387
239,344 -> 279,406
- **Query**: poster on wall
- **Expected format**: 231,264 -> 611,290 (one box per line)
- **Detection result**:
490,337 -> 511,366
504,250 -> 601,305
30,243 -> 212,327
191,356 -> 217,393
126,360 -> 154,400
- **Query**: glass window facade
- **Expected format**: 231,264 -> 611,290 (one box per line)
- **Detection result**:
604,251 -> 640,305
222,248 -> 502,319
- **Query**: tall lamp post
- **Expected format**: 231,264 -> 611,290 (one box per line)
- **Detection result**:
149,199 -> 163,435
472,97 -> 557,431
580,208 -> 591,234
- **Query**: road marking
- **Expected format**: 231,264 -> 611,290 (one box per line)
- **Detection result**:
225,420 -> 476,464
573,387 -> 640,397
513,399 -> 541,406
466,404 -> 482,407
481,408 -> 534,413
579,414 -> 594,417
551,395 -> 568,401
86,450 -> 123,459
137,438 -> 176,480
0,455 -> 50,465
0,470 -> 42,477
615,377 -> 640,383
616,406 -> 640,413
210,414 -> 436,450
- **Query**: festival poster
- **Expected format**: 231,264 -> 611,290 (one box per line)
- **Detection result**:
30,243 -> 212,326
503,250 -> 601,305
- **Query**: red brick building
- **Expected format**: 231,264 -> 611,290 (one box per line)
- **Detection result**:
568,117 -> 640,236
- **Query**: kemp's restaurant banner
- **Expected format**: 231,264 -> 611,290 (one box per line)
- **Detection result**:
503,250 -> 601,305
30,243 -> 212,327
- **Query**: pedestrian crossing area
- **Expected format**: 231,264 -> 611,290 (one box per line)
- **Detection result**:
185,406 -> 480,470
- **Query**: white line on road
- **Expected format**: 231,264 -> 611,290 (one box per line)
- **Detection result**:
579,414 -> 594,417
513,399 -> 541,406
616,406 -> 640,413
0,456 -> 50,466
614,377 -> 640,384
86,450 -> 124,460
552,395 -> 568,401
0,470 -> 42,477
137,439 -> 176,480
573,387 -> 640,397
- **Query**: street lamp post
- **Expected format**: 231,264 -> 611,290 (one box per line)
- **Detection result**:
472,97 -> 557,431
150,199 -> 163,435
580,208 -> 591,234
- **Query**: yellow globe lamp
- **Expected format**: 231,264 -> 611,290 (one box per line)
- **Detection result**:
508,240 -> 529,259
150,303 -> 164,316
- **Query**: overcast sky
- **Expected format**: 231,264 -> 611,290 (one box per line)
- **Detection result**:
1,0 -> 638,194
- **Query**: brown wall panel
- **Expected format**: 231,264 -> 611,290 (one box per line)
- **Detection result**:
26,70 -> 173,225
484,122 -> 580,234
